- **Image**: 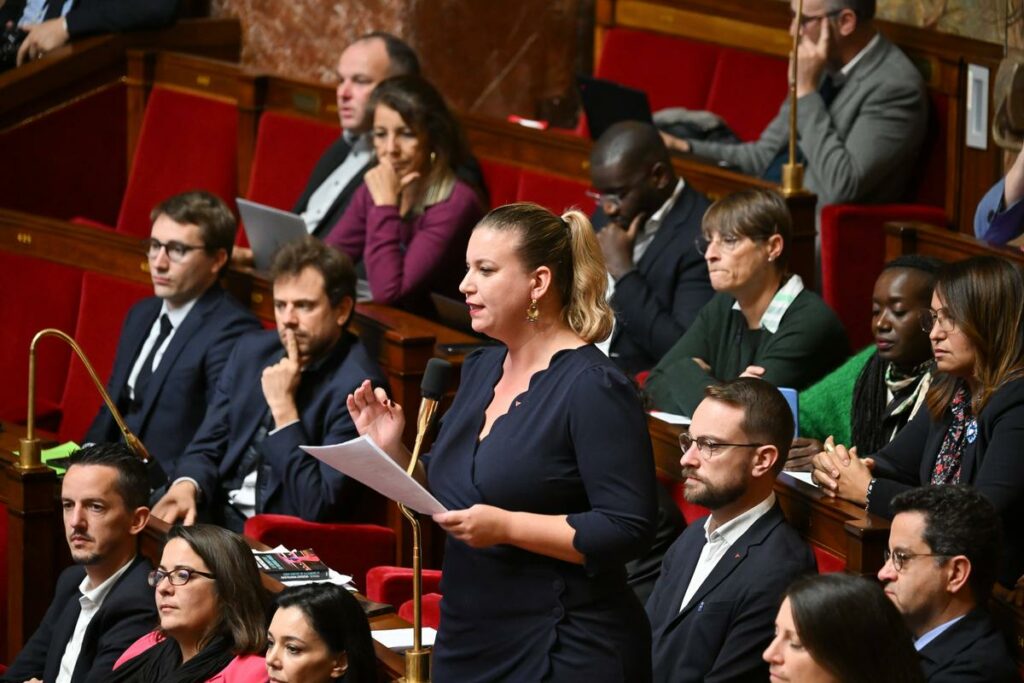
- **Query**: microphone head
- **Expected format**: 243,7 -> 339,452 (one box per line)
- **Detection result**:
421,358 -> 452,401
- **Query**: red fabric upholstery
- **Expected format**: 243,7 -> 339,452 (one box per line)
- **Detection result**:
365,565 -> 443,607
517,171 -> 591,215
398,592 -> 442,630
657,473 -> 709,526
479,157 -> 521,208
247,112 -> 340,211
812,545 -> 846,573
597,28 -> 721,112
820,204 -> 947,350
0,252 -> 83,423
244,515 -> 396,591
56,273 -> 151,443
116,87 -> 239,237
705,48 -> 788,142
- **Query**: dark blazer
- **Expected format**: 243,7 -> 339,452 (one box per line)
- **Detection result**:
84,285 -> 260,477
918,609 -> 1019,683
174,329 -> 387,521
1,556 -> 155,683
869,378 -> 1024,586
595,183 -> 714,376
646,503 -> 816,683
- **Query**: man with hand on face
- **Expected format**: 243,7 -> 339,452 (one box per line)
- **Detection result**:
661,0 -> 926,206
646,378 -> 816,683
880,486 -> 1018,683
590,121 -> 714,377
84,191 -> 260,486
152,237 -> 387,531
1,444 -> 154,683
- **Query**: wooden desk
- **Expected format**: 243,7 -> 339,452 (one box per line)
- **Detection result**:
885,220 -> 1024,267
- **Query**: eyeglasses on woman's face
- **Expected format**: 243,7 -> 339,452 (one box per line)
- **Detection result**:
147,567 -> 216,587
919,307 -> 957,334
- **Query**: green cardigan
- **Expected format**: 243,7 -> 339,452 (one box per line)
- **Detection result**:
645,290 -> 850,416
797,345 -> 874,444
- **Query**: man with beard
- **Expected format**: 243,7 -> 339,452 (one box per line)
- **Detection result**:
152,237 -> 387,531
646,378 -> 816,683
2,444 -> 154,683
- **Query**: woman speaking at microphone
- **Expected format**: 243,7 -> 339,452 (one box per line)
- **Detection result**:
347,202 -> 657,682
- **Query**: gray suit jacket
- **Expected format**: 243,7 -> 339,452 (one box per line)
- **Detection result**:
690,34 -> 927,206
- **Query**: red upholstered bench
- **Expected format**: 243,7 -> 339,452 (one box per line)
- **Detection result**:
398,592 -> 443,630
479,157 -> 592,215
366,565 -> 443,608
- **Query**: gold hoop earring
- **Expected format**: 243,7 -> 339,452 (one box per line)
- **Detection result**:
526,298 -> 539,323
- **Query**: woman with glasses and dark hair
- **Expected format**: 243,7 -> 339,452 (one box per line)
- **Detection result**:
110,524 -> 268,682
763,573 -> 924,683
645,188 -> 849,417
813,255 -> 1024,586
324,74 -> 485,315
265,584 -> 375,683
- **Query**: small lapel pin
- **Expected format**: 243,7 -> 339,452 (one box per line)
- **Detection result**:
515,400 -> 522,407
697,601 -> 705,612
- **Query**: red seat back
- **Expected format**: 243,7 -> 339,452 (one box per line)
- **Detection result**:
247,112 -> 340,211
479,157 -> 521,208
398,592 -> 442,630
366,565 -> 443,606
117,87 -> 239,237
813,545 -> 846,573
706,48 -> 788,141
0,253 -> 83,422
57,273 -> 152,443
517,170 -> 591,215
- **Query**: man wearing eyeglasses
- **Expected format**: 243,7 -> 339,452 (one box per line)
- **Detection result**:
662,0 -> 926,207
881,485 -> 1017,682
84,191 -> 260,490
589,121 -> 714,377
1,444 -> 155,683
646,378 -> 816,682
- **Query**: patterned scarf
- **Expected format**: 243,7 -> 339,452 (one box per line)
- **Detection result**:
930,386 -> 974,484
881,360 -> 933,442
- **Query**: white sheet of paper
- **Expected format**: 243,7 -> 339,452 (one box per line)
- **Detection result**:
650,410 -> 691,425
372,627 -> 438,650
784,471 -> 817,487
302,436 -> 447,515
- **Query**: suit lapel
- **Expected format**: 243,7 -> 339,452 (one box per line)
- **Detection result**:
110,300 -> 161,404
657,523 -> 708,626
47,591 -> 84,679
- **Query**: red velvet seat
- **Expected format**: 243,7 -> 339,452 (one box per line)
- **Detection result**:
246,111 -> 340,211
113,87 -> 240,237
812,546 -> 846,573
398,592 -> 442,630
705,48 -> 788,142
479,157 -> 521,208
517,170 -> 592,215
658,473 -> 709,526
0,252 -> 83,424
56,273 -> 152,443
365,565 -> 443,607
244,515 -> 396,591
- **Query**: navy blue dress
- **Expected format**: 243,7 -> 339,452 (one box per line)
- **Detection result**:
423,345 -> 657,682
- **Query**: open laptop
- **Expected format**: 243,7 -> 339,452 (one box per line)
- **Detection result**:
576,74 -> 654,140
429,293 -> 498,354
236,198 -> 310,273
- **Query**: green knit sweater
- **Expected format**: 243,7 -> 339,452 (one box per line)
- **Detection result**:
797,345 -> 874,444
645,290 -> 850,416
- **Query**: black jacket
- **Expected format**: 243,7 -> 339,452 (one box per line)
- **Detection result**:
918,608 -> 1018,683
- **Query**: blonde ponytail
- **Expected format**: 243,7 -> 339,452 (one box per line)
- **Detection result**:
561,209 -> 613,343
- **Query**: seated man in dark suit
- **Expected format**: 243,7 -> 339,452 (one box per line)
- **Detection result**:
1,444 -> 155,683
646,377 -> 816,683
152,237 -> 387,531
881,485 -> 1018,682
590,120 -> 714,377
85,191 -> 261,487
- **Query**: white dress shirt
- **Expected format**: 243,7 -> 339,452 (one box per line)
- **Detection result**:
301,133 -> 372,233
680,493 -> 776,611
55,557 -> 136,683
126,298 -> 197,401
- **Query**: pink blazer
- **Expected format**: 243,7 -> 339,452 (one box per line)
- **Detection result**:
114,631 -> 268,683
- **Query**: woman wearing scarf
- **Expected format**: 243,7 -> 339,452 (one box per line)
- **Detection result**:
812,256 -> 1024,588
111,525 -> 267,682
788,256 -> 940,469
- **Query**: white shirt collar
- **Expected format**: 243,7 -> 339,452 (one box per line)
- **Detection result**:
730,274 -> 805,334
839,32 -> 881,80
648,178 -> 686,225
78,556 -> 135,605
704,492 -> 776,545
160,297 -> 199,329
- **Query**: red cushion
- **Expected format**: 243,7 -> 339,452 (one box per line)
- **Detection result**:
516,171 -> 591,215
247,112 -> 340,211
812,546 -> 846,573
597,28 -> 720,112
365,565 -> 443,606
706,49 -> 788,142
244,515 -> 395,591
117,87 -> 239,237
820,203 -> 947,349
479,158 -> 521,209
0,253 -> 84,423
398,592 -> 442,630
57,273 -> 152,443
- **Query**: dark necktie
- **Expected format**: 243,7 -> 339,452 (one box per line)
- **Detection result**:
44,0 -> 65,20
133,314 -> 172,406
762,75 -> 842,183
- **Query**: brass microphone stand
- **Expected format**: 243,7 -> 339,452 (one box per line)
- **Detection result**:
782,0 -> 807,197
19,328 -> 152,470
397,397 -> 441,683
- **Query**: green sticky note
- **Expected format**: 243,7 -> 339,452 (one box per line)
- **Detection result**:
41,442 -> 80,475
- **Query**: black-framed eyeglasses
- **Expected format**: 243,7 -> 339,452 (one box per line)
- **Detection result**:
919,307 -> 956,334
147,567 -> 216,587
790,9 -> 843,26
883,549 -> 948,573
678,432 -> 764,461
141,238 -> 208,263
